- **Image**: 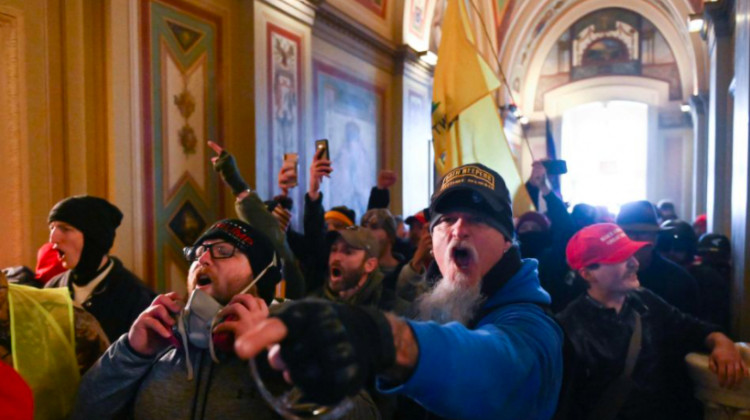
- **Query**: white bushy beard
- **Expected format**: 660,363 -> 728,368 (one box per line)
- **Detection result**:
415,275 -> 485,325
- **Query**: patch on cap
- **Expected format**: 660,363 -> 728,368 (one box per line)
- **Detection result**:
440,165 -> 495,193
212,220 -> 255,248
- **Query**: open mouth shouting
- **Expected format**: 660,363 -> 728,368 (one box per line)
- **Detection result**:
450,243 -> 477,271
53,246 -> 75,269
196,273 -> 212,287
329,264 -> 343,281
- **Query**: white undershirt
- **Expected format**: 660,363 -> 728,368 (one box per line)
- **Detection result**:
72,259 -> 114,306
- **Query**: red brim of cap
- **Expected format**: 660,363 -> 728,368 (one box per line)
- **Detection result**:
595,240 -> 651,266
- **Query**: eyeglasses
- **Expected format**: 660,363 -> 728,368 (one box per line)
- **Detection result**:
183,242 -> 236,262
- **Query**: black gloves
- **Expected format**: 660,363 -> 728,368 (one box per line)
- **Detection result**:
212,150 -> 250,195
273,299 -> 396,405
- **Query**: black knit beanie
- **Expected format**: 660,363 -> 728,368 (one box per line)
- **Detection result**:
193,219 -> 281,304
48,195 -> 123,284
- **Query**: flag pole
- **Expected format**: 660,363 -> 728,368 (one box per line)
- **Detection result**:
465,0 -> 537,162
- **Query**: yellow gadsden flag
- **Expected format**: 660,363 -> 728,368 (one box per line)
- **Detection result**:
432,0 -> 533,214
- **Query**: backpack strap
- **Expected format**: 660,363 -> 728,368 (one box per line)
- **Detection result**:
586,312 -> 642,420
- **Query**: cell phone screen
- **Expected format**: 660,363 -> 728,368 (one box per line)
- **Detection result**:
315,139 -> 329,160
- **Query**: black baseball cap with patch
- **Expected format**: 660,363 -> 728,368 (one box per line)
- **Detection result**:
429,163 -> 514,240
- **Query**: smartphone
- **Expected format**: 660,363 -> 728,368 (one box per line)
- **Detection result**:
283,152 -> 299,187
315,139 -> 329,160
542,159 -> 568,175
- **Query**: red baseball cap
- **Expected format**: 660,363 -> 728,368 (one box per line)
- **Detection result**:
405,210 -> 427,226
566,223 -> 651,270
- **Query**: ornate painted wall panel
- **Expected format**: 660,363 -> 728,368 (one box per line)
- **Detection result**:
253,1 -> 311,230
267,23 -> 303,219
407,0 -> 429,39
313,60 -> 384,224
402,82 -> 433,218
404,0 -> 435,52
140,0 -> 223,291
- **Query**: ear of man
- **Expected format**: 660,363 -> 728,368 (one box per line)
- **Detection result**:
502,239 -> 512,254
364,256 -> 379,274
579,267 -> 597,284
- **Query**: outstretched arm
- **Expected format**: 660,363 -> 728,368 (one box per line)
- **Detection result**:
207,141 -> 306,298
234,300 -> 563,420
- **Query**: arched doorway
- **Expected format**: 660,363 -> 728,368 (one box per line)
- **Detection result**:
561,100 -> 649,214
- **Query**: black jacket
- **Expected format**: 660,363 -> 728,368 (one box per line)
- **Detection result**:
46,257 -> 155,342
557,288 -> 718,420
638,251 -> 701,317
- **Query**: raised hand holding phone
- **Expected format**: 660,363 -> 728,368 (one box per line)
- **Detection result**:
278,153 -> 299,196
308,140 -> 333,201
314,139 -> 329,160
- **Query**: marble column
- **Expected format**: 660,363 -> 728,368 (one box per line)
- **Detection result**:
705,1 -> 734,237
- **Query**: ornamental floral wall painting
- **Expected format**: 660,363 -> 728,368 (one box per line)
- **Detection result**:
141,0 -> 223,291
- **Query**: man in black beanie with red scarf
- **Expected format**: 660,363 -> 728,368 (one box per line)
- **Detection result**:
46,195 -> 155,342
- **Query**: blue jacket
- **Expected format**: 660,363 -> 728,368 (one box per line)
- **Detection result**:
378,259 -> 564,420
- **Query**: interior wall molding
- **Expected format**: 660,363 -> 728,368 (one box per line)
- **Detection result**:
312,2 -> 396,73
0,9 -> 27,267
394,44 -> 433,82
542,75 -> 671,118
259,0 -> 319,26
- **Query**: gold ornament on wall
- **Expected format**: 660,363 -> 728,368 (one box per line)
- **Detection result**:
174,89 -> 197,155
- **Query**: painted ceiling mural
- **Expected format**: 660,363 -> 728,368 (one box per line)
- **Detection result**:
496,0 -> 700,100
534,8 -> 682,110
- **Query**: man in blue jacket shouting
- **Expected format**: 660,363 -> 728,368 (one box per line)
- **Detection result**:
236,163 -> 564,420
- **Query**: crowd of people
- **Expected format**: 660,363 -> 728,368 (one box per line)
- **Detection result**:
1,142 -> 747,420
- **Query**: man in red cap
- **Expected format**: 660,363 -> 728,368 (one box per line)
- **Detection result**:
557,223 -> 747,420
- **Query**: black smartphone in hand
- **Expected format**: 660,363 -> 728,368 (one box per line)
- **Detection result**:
542,159 -> 567,175
315,139 -> 329,160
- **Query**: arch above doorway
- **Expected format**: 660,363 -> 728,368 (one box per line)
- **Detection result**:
499,0 -> 702,115
543,75 -> 671,118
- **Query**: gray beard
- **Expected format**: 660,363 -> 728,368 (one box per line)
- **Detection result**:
415,276 -> 486,325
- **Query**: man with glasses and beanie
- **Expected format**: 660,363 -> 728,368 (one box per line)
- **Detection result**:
557,223 -> 746,420
233,163 -> 564,420
72,219 -> 378,420
46,195 -> 155,342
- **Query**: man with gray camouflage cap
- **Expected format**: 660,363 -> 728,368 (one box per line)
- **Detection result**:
311,226 -> 405,314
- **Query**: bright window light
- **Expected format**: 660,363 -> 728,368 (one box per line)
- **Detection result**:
561,101 -> 648,215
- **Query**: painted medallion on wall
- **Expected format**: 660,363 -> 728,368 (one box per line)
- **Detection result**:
313,61 -> 384,224
141,0 -> 223,291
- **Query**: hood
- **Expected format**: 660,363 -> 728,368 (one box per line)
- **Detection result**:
481,258 -> 551,310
